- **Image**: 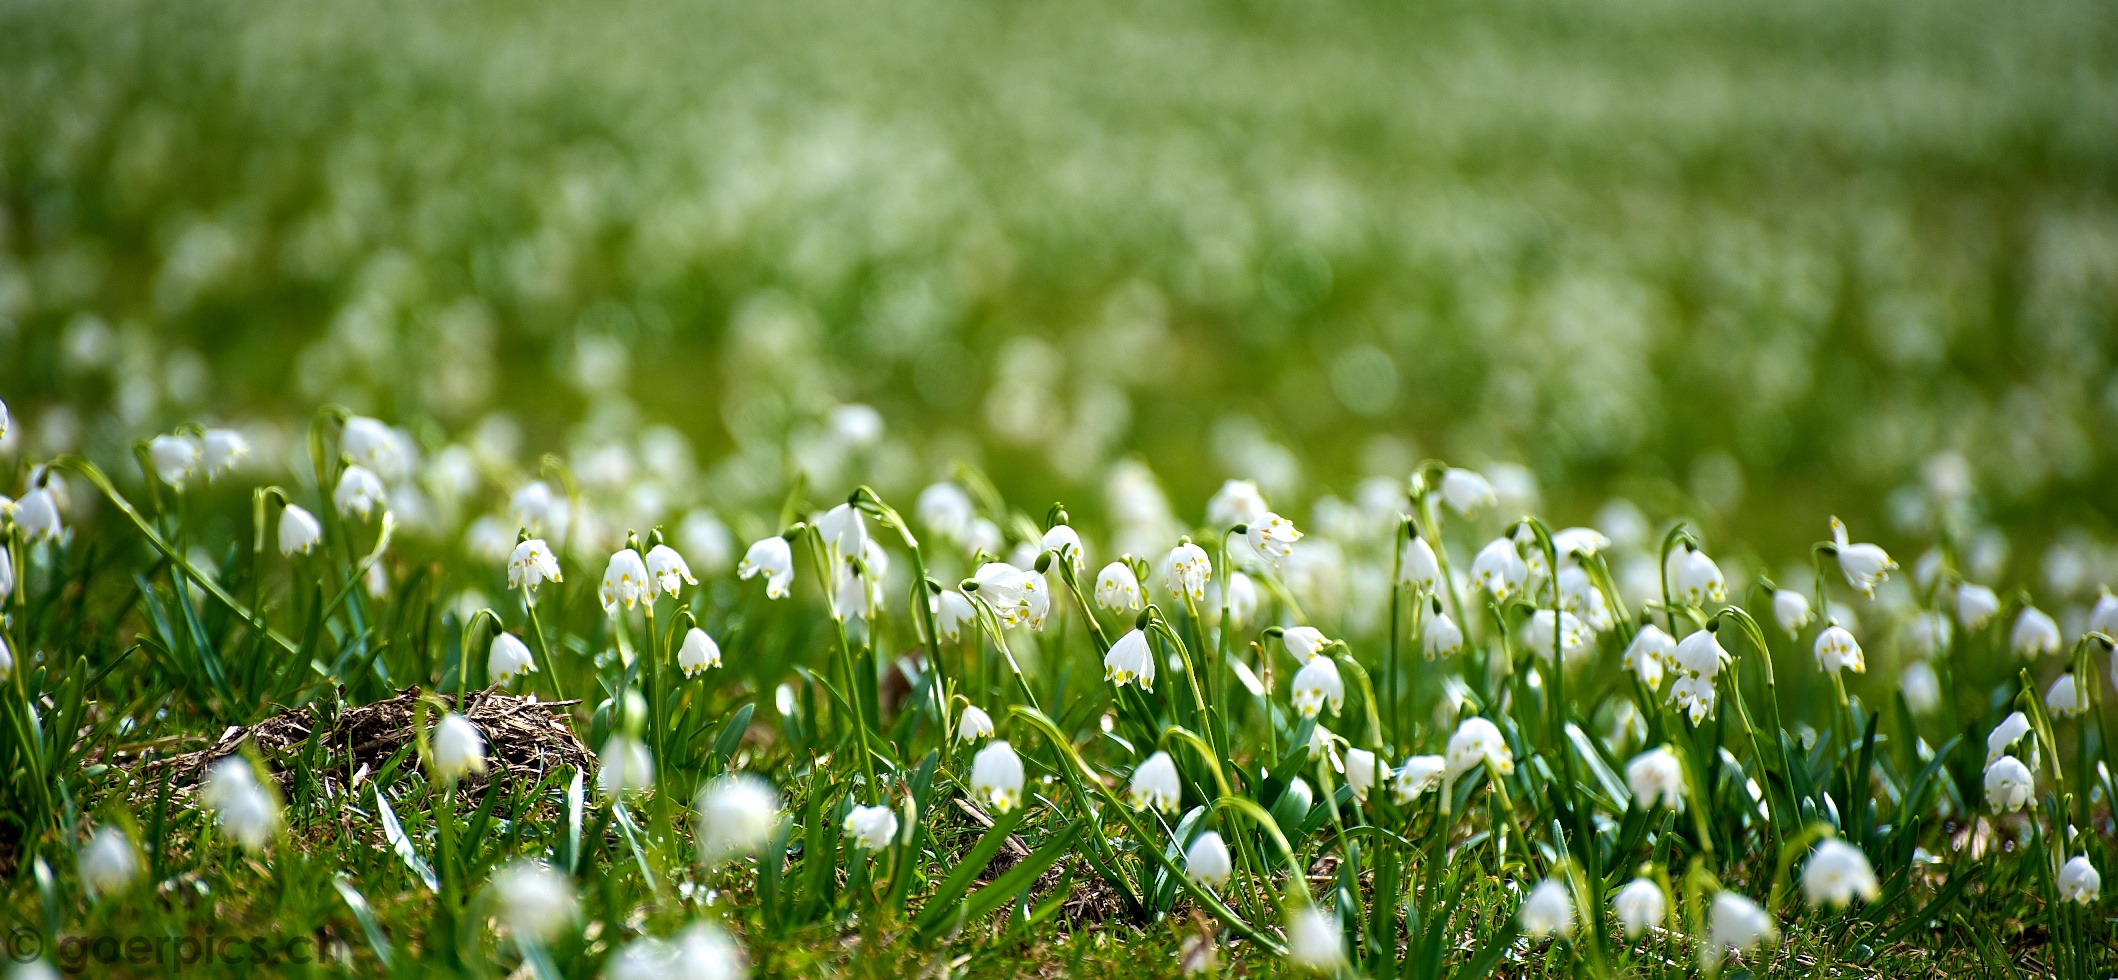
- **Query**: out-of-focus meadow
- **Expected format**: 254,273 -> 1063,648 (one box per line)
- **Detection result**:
2,0 -> 2116,565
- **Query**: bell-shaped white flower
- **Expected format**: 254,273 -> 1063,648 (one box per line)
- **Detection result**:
597,735 -> 655,798
1551,526 -> 1610,567
1705,892 -> 1776,961
489,632 -> 537,683
1041,524 -> 1085,576
1522,610 -> 1591,665
1813,625 -> 1864,675
510,481 -> 566,536
1802,840 -> 1878,908
1830,517 -> 1896,598
1222,571 -> 1260,629
1291,656 -> 1345,718
2089,589 -> 2118,639
432,712 -> 488,783
1399,536 -> 1441,591
970,740 -> 1025,813
2058,855 -> 2101,905
1103,628 -> 1157,691
493,860 -> 577,942
970,562 -> 1042,629
695,774 -> 780,863
341,416 -> 410,483
1900,661 -> 1940,714
333,465 -> 388,520
1557,568 -> 1614,633
508,538 -> 563,591
1469,538 -> 1526,599
1391,755 -> 1446,804
1128,751 -> 1182,813
0,547 -> 12,603
737,537 -> 795,599
1285,906 -> 1347,972
80,825 -> 140,897
15,487 -> 64,542
956,704 -> 994,743
1185,831 -> 1232,888
600,548 -> 651,613
1673,628 -> 1729,678
202,428 -> 250,478
844,804 -> 900,851
931,590 -> 976,642
1957,583 -> 2001,631
1164,542 -> 1211,602
0,636 -> 15,680
2045,673 -> 2085,717
678,628 -> 721,677
1247,513 -> 1302,566
1987,710 -> 2032,765
203,757 -> 281,852
1670,548 -> 1727,605
1624,625 -> 1674,688
149,434 -> 202,489
278,504 -> 322,556
1446,716 -> 1514,776
1520,879 -> 1575,939
816,502 -> 868,559
1626,746 -> 1685,811
1282,626 -> 1330,663
1439,468 -> 1495,515
1095,562 -> 1144,612
645,545 -> 696,597
2011,606 -> 2061,659
1345,748 -> 1387,802
1983,755 -> 2033,813
1667,674 -> 1717,725
1207,479 -> 1270,528
1614,878 -> 1666,938
1421,608 -> 1463,660
917,482 -> 975,543
1773,590 -> 1813,635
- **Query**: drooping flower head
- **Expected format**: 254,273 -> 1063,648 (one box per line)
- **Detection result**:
678,628 -> 722,676
1164,542 -> 1212,602
488,632 -> 536,683
431,712 -> 488,783
1520,879 -> 1575,939
149,433 -> 202,489
333,465 -> 388,520
1246,512 -> 1302,566
645,544 -> 696,597
1446,716 -> 1514,777
695,774 -> 780,863
1626,746 -> 1685,811
1613,878 -> 1666,938
600,548 -> 651,613
278,504 -> 323,556
1103,629 -> 1157,691
1983,755 -> 2033,813
1469,538 -> 1527,600
1290,655 -> 1345,719
970,741 -> 1025,813
1773,590 -> 1813,635
1095,561 -> 1144,611
1128,751 -> 1182,813
1813,624 -> 1864,675
737,537 -> 795,599
1185,831 -> 1232,888
1829,517 -> 1896,598
508,538 -> 563,591
844,805 -> 900,851
1802,840 -> 1879,908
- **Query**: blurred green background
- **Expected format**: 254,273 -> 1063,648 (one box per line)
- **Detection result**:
3,0 -> 2116,565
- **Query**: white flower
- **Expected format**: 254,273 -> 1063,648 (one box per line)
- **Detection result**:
1129,752 -> 1182,813
1830,517 -> 1896,598
1222,572 -> 1259,628
597,735 -> 655,798
844,805 -> 900,851
1773,590 -> 1813,635
1439,468 -> 1495,515
15,487 -> 64,542
1983,755 -> 2033,813
917,483 -> 975,542
1987,711 -> 2032,765
2011,606 -> 2060,659
1103,628 -> 1157,691
1552,527 -> 1610,567
0,398 -> 7,440
1670,548 -> 1726,605
199,428 -> 250,478
1446,716 -> 1514,776
1282,626 -> 1331,663
1185,831 -> 1232,887
489,632 -> 537,683
1291,656 -> 1345,718
1399,536 -> 1441,591
737,537 -> 794,599
0,547 -> 11,602
1345,748 -> 1385,802
1900,661 -> 1940,714
1469,538 -> 1526,599
1520,879 -> 1575,939
364,559 -> 390,600
2089,589 -> 2118,639
817,503 -> 868,560
932,590 -> 977,641
508,539 -> 563,591
1813,625 -> 1865,675
1957,583 -> 2001,631
1623,625 -> 1674,688
277,504 -> 322,556
1039,524 -> 1086,576
1164,542 -> 1212,602
149,433 -> 202,488
1667,675 -> 1716,725
600,548 -> 651,613
1020,569 -> 1051,630
333,465 -> 388,520
510,481 -> 566,535
1802,840 -> 1879,908
1391,755 -> 1446,804
645,545 -> 696,597
1706,892 -> 1776,960
1207,479 -> 1270,528
80,825 -> 140,897
203,758 -> 280,852
1557,568 -> 1614,633
1626,746 -> 1685,811
1422,608 -> 1463,660
1613,878 -> 1666,938
1673,628 -> 1729,678
1095,562 -> 1144,611
695,775 -> 780,863
432,712 -> 488,783
956,704 -> 994,742
971,562 -> 1042,628
2047,674 -> 2086,718
678,628 -> 721,677
493,861 -> 577,943
2058,855 -> 2101,905
1522,610 -> 1591,664
1286,906 -> 1347,972
970,741 -> 1025,813
1247,513 -> 1302,565
342,416 -> 410,483
1903,612 -> 1952,659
